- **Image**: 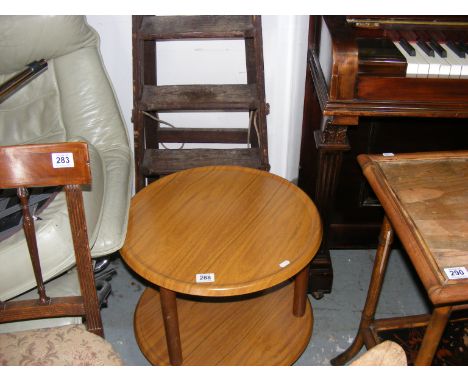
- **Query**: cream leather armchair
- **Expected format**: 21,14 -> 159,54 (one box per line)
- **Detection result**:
0,16 -> 132,330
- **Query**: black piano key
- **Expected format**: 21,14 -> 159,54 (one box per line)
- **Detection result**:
447,41 -> 465,58
428,39 -> 447,58
399,38 -> 416,56
460,42 -> 468,54
417,40 -> 434,57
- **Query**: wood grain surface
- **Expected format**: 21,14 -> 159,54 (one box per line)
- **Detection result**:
134,281 -> 313,365
0,142 -> 91,188
358,151 -> 468,305
378,156 -> 468,274
122,166 -> 322,297
139,15 -> 254,39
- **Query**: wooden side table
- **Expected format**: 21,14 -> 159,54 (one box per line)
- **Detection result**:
121,166 -> 322,365
331,151 -> 468,366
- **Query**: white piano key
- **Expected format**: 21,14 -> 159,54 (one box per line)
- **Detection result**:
410,42 -> 440,78
407,42 -> 429,78
440,42 -> 463,78
413,41 -> 452,78
437,56 -> 452,78
460,52 -> 468,78
462,64 -> 468,78
393,41 -> 419,78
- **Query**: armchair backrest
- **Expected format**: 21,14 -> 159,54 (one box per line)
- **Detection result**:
0,15 -> 129,151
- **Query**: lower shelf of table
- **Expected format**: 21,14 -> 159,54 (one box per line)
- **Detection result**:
134,280 -> 313,365
366,312 -> 468,366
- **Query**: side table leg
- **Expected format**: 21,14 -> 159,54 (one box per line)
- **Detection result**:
330,216 -> 394,365
414,305 -> 452,366
160,287 -> 183,365
293,265 -> 310,317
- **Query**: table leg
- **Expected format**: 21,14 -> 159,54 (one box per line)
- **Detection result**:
160,287 -> 183,365
293,265 -> 310,317
330,215 -> 394,365
414,305 -> 452,365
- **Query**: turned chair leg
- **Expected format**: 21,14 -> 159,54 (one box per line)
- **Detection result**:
331,216 -> 394,365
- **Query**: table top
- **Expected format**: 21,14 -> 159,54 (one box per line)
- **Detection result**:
358,151 -> 468,305
121,166 -> 322,297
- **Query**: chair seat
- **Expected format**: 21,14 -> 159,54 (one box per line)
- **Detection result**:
0,324 -> 123,366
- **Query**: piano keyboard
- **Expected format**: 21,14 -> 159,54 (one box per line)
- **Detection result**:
393,38 -> 468,79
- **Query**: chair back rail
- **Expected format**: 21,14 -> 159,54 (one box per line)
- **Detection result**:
0,142 -> 91,188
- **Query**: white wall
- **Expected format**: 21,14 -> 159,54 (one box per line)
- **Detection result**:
86,15 -> 308,182
262,16 -> 308,181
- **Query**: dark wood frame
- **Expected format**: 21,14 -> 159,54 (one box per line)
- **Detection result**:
0,142 -> 104,337
298,16 -> 468,296
332,151 -> 468,366
132,15 -> 270,191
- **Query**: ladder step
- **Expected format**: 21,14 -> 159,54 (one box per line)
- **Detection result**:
142,148 -> 263,175
140,84 -> 258,111
139,16 -> 255,40
157,128 -> 249,144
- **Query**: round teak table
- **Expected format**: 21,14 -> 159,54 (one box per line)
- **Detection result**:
121,166 -> 322,365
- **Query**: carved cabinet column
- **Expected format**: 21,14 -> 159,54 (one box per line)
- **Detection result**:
314,122 -> 350,217
308,120 -> 350,298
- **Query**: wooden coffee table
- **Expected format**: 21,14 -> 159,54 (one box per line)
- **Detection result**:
332,151 -> 468,366
121,166 -> 322,365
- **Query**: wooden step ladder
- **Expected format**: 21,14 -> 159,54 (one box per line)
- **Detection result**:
132,15 -> 270,191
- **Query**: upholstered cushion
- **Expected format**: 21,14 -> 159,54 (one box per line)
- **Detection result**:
350,341 -> 407,366
0,324 -> 123,366
0,16 -> 97,74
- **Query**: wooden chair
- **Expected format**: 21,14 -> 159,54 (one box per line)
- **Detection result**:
0,142 -> 122,365
0,16 -> 132,325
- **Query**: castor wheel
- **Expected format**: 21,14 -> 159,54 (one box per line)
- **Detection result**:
311,291 -> 324,300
